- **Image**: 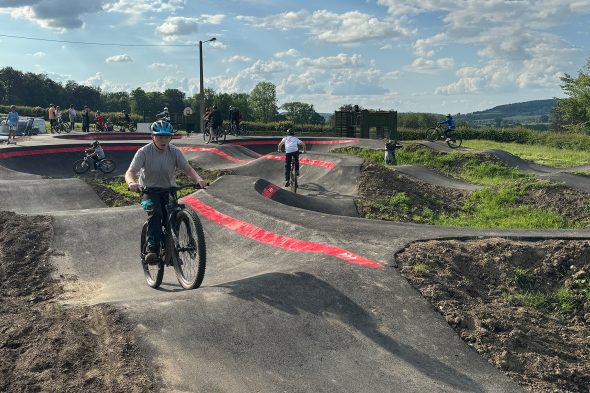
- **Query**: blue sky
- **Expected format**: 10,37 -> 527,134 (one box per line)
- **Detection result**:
0,0 -> 589,114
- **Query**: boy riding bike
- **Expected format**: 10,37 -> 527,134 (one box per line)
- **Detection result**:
85,140 -> 106,170
125,120 -> 208,265
277,128 -> 306,187
439,113 -> 456,142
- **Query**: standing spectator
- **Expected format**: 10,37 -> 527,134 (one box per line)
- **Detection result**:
48,103 -> 56,131
7,105 -> 19,143
68,104 -> 77,131
82,106 -> 90,132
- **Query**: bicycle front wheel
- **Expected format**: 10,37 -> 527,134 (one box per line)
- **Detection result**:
73,159 -> 90,174
447,132 -> 463,148
218,129 -> 226,145
173,209 -> 206,289
290,169 -> 298,193
99,159 -> 116,174
425,127 -> 438,142
140,221 -> 164,289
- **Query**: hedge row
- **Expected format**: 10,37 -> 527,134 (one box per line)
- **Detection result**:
398,126 -> 590,151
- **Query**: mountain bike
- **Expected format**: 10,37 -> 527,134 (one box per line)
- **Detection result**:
73,153 -> 116,174
53,116 -> 70,134
425,125 -> 462,148
139,184 -> 207,289
204,123 -> 225,145
227,122 -> 249,136
287,151 -> 304,193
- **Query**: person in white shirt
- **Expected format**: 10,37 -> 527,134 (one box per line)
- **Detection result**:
277,128 -> 306,187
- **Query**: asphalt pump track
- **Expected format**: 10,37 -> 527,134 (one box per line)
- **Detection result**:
3,133 -> 590,392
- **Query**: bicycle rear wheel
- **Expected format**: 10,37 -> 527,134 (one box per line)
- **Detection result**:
173,209 -> 206,289
99,159 -> 116,173
425,127 -> 438,142
204,129 -> 212,144
447,132 -> 463,148
218,128 -> 226,145
73,159 -> 90,174
290,168 -> 298,193
140,221 -> 164,289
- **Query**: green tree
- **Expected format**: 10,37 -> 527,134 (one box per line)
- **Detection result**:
249,82 -> 278,122
163,88 -> 185,114
280,101 -> 324,125
555,57 -> 590,131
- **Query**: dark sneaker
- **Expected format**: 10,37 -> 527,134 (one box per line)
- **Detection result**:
145,252 -> 160,265
284,181 -> 290,187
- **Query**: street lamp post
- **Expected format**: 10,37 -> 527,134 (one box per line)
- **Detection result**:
199,37 -> 216,134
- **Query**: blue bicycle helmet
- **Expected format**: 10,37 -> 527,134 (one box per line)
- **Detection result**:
150,120 -> 174,135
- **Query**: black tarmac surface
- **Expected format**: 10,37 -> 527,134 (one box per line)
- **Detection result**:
6,132 -> 590,392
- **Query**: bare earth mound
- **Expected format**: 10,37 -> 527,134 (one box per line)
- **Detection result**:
396,238 -> 590,393
0,211 -> 158,392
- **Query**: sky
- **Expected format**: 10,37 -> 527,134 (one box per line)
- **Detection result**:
0,0 -> 589,114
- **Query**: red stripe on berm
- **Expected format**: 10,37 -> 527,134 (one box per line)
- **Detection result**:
182,194 -> 383,268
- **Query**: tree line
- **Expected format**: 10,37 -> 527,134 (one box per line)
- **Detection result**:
0,67 -> 325,125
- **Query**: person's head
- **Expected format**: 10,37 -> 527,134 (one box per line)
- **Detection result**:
50,103 -> 54,107
150,120 -> 174,149
122,110 -> 126,113
446,113 -> 452,118
56,106 -> 60,110
91,140 -> 100,147
10,105 -> 15,111
287,128 -> 295,136
212,105 -> 217,110
163,107 -> 169,112
96,110 -> 100,114
70,104 -> 74,108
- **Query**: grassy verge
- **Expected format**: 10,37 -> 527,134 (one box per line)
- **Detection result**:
333,145 -> 530,185
334,145 -> 590,229
462,139 -> 590,167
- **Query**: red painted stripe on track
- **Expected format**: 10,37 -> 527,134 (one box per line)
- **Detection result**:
228,139 -> 359,146
0,145 -> 141,158
179,147 -> 249,163
261,155 -> 336,169
183,194 -> 383,268
261,184 -> 280,198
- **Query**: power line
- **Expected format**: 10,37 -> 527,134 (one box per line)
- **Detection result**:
0,33 -> 196,47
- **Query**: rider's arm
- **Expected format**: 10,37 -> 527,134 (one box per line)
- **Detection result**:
277,140 -> 285,152
182,164 -> 208,188
125,168 -> 141,192
299,140 -> 306,153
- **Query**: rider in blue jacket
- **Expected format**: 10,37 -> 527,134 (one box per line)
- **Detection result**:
439,113 -> 456,141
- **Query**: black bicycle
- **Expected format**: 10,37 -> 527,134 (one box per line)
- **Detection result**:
139,184 -> 207,289
73,153 -> 116,174
425,124 -> 462,148
287,151 -> 304,193
204,123 -> 225,145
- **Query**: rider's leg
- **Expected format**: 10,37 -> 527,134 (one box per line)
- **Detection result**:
293,151 -> 300,175
143,192 -> 167,263
284,152 -> 293,186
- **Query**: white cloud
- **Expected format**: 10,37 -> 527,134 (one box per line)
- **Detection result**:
143,76 -> 200,95
80,72 -> 131,92
149,63 -> 178,69
32,51 -> 46,57
296,53 -> 364,69
238,9 -> 411,44
274,49 -> 300,58
408,57 -> 454,73
105,54 -> 133,63
223,55 -> 252,63
104,0 -> 186,15
156,14 -> 224,35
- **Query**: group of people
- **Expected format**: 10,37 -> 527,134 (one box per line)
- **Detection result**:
202,105 -> 242,135
47,104 -> 132,132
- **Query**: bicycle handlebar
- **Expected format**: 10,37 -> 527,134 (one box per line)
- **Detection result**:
133,183 -> 209,194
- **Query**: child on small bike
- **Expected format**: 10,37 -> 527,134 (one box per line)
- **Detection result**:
439,113 -> 456,141
125,120 -> 208,265
85,140 -> 106,170
277,128 -> 306,187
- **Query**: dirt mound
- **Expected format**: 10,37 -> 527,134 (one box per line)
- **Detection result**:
395,238 -> 590,392
0,211 -> 158,392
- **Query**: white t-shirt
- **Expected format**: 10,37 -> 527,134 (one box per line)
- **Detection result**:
280,136 -> 302,153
